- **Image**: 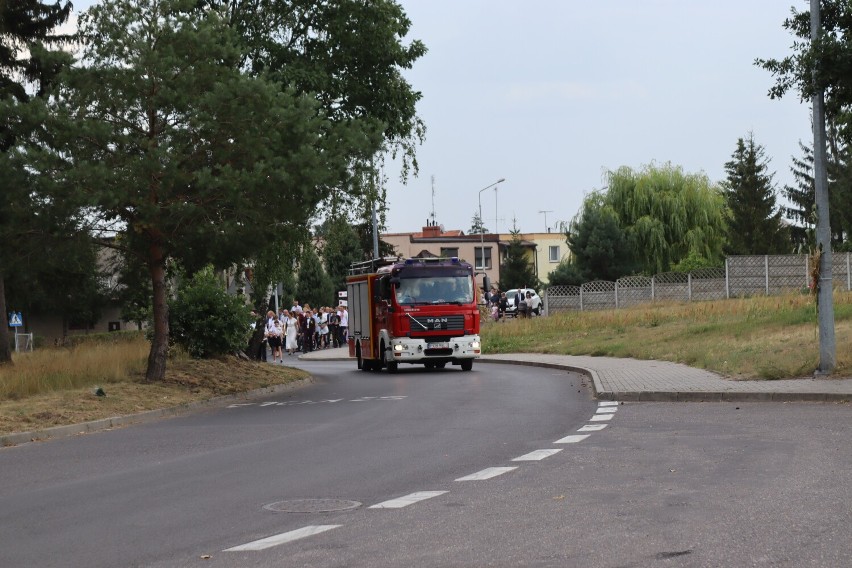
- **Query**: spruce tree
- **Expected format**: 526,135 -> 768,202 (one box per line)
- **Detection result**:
499,227 -> 539,290
0,0 -> 73,363
722,134 -> 790,255
296,245 -> 334,309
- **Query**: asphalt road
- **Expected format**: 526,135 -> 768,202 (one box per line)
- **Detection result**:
2,359 -> 850,567
0,359 -> 594,567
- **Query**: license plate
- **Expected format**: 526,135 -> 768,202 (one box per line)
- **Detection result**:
430,342 -> 449,349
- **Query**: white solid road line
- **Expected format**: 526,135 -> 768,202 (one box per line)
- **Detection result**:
578,424 -> 607,431
456,467 -> 518,481
368,491 -> 449,509
555,434 -> 590,444
224,525 -> 341,552
512,449 -> 563,461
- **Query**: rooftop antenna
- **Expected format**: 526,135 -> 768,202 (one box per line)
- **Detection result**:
429,175 -> 437,227
539,210 -> 553,232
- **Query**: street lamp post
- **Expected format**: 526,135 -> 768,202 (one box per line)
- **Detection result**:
478,178 -> 505,282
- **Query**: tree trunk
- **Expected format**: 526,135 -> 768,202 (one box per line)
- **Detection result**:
0,273 -> 12,364
145,243 -> 169,381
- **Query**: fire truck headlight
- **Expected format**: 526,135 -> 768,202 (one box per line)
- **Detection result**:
471,340 -> 481,350
394,344 -> 405,352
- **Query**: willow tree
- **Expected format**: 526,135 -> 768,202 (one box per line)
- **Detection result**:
605,163 -> 727,275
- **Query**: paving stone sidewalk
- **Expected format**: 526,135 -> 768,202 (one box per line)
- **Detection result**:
303,348 -> 852,403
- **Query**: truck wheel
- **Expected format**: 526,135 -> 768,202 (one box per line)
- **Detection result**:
357,350 -> 363,370
460,360 -> 473,371
380,342 -> 398,373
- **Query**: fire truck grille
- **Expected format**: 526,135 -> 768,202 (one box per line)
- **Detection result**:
409,314 -> 465,332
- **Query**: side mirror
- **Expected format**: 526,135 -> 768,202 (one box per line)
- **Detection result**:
483,275 -> 491,293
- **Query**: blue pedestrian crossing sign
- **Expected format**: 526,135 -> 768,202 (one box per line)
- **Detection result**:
8,312 -> 23,327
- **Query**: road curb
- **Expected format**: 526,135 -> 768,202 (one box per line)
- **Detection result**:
0,377 -> 313,449
461,358 -> 850,404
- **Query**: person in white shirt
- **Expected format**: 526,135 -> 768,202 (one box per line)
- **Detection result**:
317,308 -> 329,349
526,291 -> 541,316
337,306 -> 348,346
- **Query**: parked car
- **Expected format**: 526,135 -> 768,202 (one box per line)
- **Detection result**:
505,288 -> 541,317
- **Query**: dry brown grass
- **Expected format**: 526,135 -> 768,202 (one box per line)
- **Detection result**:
0,337 -> 307,436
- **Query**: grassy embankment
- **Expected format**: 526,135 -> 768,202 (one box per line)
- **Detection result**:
482,290 -> 852,380
2,290 -> 850,437
0,332 -> 306,437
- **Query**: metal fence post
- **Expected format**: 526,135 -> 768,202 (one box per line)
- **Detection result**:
764,255 -> 769,295
688,272 -> 692,301
725,258 -> 730,299
805,253 -> 810,289
615,282 -> 619,309
579,286 -> 584,311
651,276 -> 656,302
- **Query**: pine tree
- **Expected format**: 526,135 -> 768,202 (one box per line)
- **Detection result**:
722,134 -> 790,255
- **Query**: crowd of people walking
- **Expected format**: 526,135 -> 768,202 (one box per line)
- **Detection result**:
261,299 -> 348,363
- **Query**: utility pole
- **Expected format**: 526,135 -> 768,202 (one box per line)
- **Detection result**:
811,0 -> 836,373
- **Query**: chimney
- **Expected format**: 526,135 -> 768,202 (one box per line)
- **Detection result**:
422,225 -> 441,238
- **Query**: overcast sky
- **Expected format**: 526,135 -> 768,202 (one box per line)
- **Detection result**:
70,1 -> 814,235
385,0 -> 813,235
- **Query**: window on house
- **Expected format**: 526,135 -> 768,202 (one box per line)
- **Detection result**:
549,245 -> 560,262
475,246 -> 492,270
440,247 -> 459,258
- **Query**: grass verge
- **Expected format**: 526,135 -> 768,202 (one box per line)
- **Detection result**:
0,337 -> 307,436
482,290 -> 852,380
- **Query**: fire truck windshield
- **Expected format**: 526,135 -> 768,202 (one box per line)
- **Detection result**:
395,275 -> 474,305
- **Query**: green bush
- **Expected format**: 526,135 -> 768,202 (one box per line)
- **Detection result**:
168,267 -> 253,358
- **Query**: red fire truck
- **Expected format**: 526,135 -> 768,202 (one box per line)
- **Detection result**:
346,256 -> 481,372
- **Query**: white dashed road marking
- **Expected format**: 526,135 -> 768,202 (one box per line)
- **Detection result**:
596,407 -> 617,414
224,525 -> 341,552
598,401 -> 619,407
555,434 -> 590,444
227,396 -> 406,409
512,449 -> 563,461
589,413 -> 614,421
578,424 -> 608,432
369,491 -> 448,509
456,467 -> 518,481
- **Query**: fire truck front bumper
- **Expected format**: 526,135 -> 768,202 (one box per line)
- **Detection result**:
390,336 -> 481,363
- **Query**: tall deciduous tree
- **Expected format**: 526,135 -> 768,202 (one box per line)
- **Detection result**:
16,0 -> 379,380
722,134 -> 790,255
0,0 -> 72,363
